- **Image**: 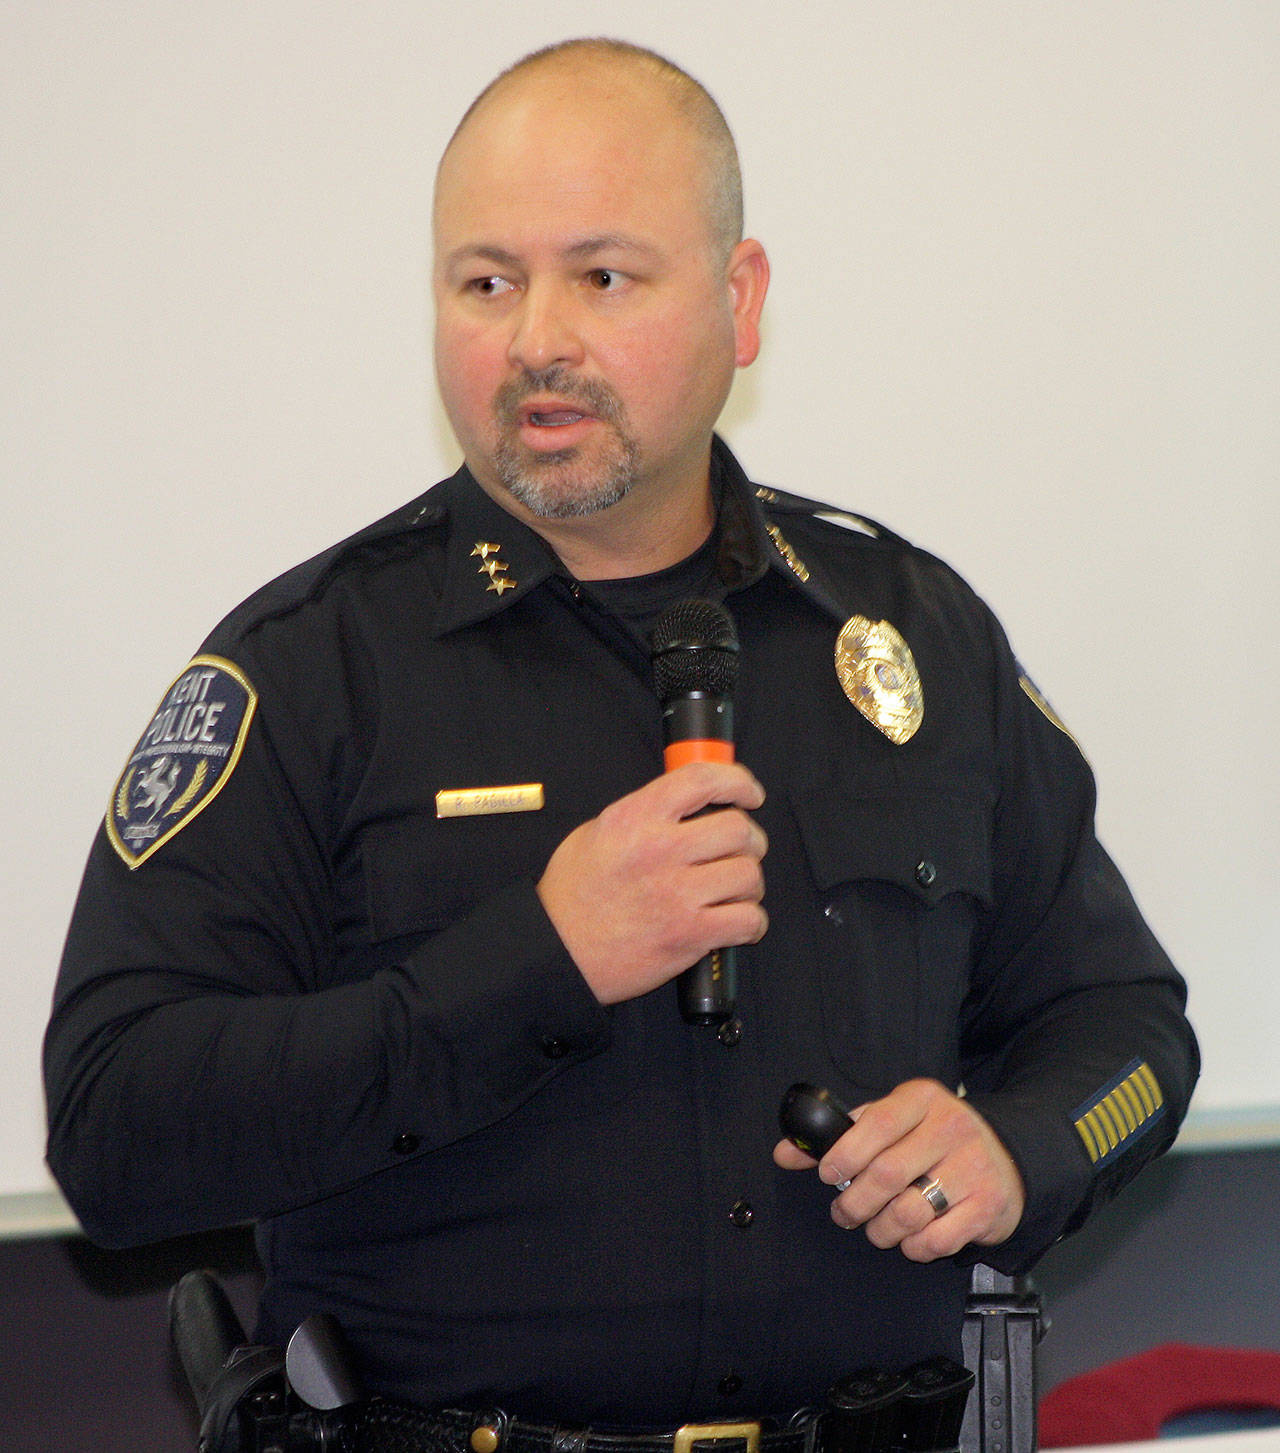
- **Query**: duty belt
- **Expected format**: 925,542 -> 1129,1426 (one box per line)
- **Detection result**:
351,1359 -> 974,1453
351,1405 -> 795,1453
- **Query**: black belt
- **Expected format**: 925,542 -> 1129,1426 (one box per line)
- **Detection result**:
351,1403 -> 807,1453
349,1359 -> 972,1453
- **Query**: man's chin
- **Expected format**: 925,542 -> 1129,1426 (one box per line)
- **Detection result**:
506,475 -> 630,521
494,444 -> 636,521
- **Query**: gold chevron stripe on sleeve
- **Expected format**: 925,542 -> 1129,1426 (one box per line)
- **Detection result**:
1114,1079 -> 1144,1131
1136,1062 -> 1164,1112
1074,1061 -> 1165,1167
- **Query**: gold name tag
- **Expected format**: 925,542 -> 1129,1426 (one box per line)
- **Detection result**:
435,783 -> 545,818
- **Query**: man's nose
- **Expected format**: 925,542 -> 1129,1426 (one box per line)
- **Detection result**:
506,284 -> 586,373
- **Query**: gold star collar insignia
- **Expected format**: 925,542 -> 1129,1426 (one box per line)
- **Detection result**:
472,540 -> 517,596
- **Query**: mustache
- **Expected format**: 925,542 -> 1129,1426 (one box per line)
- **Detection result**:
494,367 -> 624,426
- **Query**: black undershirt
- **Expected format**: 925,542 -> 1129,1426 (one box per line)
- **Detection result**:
579,524 -> 721,644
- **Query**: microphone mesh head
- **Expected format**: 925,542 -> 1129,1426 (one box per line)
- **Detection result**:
650,598 -> 739,702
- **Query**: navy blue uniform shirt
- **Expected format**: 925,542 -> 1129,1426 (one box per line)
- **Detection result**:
46,439 -> 1197,1425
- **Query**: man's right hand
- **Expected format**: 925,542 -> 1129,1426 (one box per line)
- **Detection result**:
536,761 -> 768,1005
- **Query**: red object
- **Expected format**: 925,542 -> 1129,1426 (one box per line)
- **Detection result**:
663,739 -> 734,770
1039,1343 -> 1280,1446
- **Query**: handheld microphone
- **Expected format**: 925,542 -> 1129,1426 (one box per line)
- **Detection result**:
651,598 -> 740,1025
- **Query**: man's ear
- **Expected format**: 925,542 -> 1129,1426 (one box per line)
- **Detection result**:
727,239 -> 770,367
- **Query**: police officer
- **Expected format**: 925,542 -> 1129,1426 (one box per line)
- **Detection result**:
46,38 -> 1197,1436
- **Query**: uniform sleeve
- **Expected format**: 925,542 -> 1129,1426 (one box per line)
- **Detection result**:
957,611 -> 1199,1274
44,644 -> 610,1249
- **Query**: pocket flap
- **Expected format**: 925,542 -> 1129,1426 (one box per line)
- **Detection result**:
791,783 -> 993,907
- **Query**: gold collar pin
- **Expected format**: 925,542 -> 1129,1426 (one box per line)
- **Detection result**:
472,541 -> 517,595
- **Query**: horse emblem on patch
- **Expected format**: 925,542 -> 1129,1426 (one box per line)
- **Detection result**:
106,655 -> 257,868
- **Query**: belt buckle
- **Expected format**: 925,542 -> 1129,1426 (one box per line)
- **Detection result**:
673,1423 -> 761,1453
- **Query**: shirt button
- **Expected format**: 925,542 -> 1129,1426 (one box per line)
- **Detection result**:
717,1018 -> 742,1047
540,1036 -> 570,1059
823,902 -> 844,926
392,1133 -> 420,1156
915,860 -> 938,888
718,1374 -> 743,1397
728,1199 -> 754,1228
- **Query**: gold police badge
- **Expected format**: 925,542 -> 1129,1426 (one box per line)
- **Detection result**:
834,616 -> 923,745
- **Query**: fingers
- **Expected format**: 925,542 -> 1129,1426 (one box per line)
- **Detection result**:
658,759 -> 767,819
772,1137 -> 819,1171
818,1080 -> 946,1194
703,896 -> 769,949
850,1160 -> 985,1261
535,762 -> 768,1005
777,1079 -> 1025,1262
591,764 -> 766,881
689,845 -> 766,905
682,803 -> 769,869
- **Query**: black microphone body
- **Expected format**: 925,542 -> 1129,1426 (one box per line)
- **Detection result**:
651,599 -> 741,1026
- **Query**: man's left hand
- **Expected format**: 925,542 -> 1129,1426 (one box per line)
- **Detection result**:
772,1078 -> 1025,1262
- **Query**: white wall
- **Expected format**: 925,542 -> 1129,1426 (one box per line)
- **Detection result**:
3,1 -> 1276,1205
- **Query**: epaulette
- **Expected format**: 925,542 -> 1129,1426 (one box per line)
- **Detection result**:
214,490 -> 448,644
752,484 -> 909,548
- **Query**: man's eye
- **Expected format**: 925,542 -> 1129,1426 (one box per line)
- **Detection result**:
587,269 -> 624,291
469,276 -> 515,297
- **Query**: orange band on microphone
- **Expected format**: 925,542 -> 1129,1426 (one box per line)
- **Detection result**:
664,740 -> 735,770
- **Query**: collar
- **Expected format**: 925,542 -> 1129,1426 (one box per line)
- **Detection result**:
711,436 -> 855,625
430,469 -> 566,636
430,438 -> 854,637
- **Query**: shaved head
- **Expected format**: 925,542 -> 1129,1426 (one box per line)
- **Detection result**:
439,38 -> 744,262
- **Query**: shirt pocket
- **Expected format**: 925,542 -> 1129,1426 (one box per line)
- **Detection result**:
357,808 -> 645,1127
789,781 -> 993,1096
360,807 -> 576,945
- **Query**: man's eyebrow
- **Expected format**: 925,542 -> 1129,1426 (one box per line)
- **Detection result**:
443,235 -> 662,273
561,234 -> 661,262
443,244 -> 521,273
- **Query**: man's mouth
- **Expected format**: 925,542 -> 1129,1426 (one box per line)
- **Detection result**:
505,399 -> 602,456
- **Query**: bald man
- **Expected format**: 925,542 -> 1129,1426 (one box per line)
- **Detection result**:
47,38 -> 1196,1441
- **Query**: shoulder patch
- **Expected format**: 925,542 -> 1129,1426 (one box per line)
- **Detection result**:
106,655 -> 257,868
1018,672 -> 1087,760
